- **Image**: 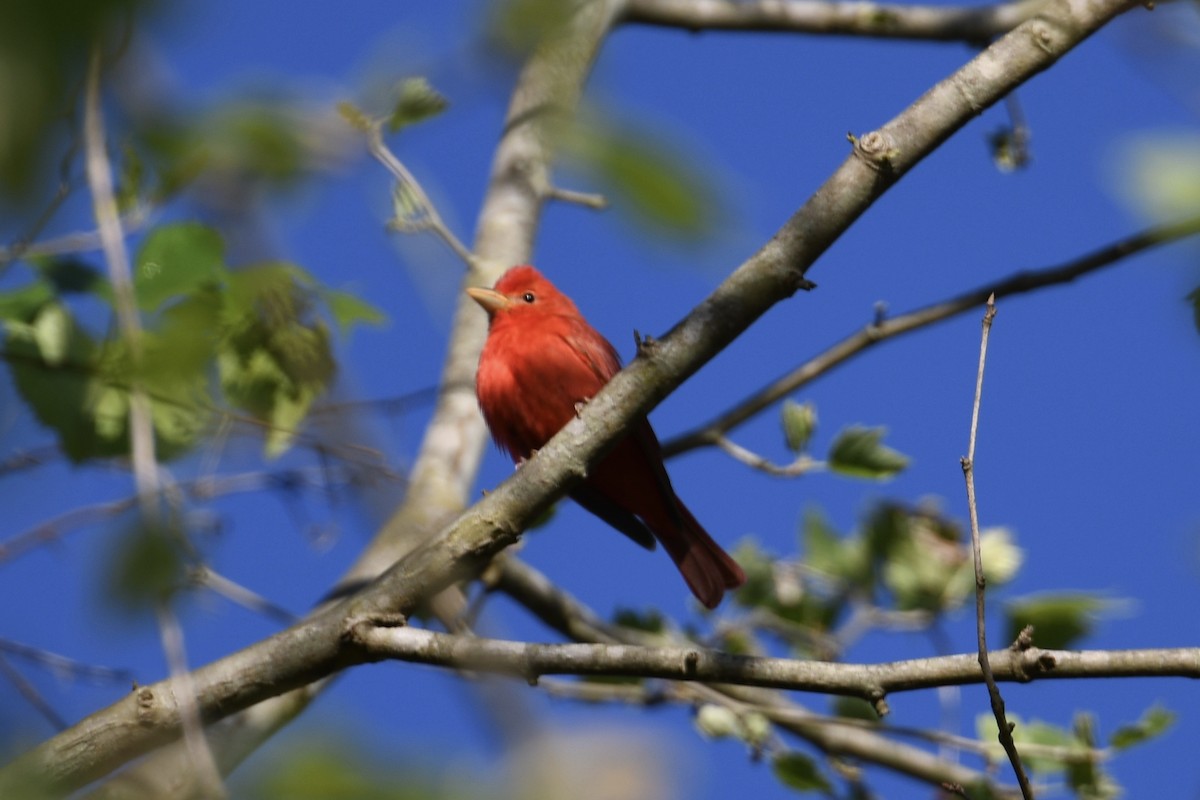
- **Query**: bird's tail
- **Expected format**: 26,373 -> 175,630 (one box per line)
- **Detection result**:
654,502 -> 746,610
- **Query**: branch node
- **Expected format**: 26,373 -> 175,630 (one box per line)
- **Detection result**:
683,650 -> 701,675
852,130 -> 901,173
868,689 -> 890,718
633,330 -> 659,357
546,185 -> 608,209
1011,625 -> 1035,651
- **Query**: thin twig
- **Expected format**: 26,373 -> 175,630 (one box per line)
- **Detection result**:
0,445 -> 62,478
87,44 -> 224,796
545,185 -> 608,209
84,47 -> 159,517
0,653 -> 68,731
663,214 -> 1200,458
364,123 -> 476,268
0,204 -> 153,264
191,566 -> 299,625
712,434 -> 822,477
0,465 -> 398,564
961,295 -> 1032,798
155,605 -> 226,798
0,639 -> 134,684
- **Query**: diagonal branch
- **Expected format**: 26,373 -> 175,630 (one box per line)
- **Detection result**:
663,213 -> 1200,457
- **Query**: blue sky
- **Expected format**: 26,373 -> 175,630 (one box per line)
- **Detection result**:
2,0 -> 1198,797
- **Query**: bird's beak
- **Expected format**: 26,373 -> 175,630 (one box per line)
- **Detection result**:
466,287 -> 511,315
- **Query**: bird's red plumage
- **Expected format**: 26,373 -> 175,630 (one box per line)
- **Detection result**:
471,265 -> 745,608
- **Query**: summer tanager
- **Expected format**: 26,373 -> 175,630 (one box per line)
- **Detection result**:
468,265 -> 745,608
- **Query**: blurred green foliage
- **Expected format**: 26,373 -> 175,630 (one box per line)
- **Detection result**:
1004,593 -> 1122,651
975,705 -> 1173,799
555,111 -> 723,240
732,503 -> 1022,659
0,0 -> 156,200
0,222 -> 383,462
236,737 -> 468,800
771,751 -> 833,793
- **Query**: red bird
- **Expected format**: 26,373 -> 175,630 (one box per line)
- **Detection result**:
468,265 -> 745,608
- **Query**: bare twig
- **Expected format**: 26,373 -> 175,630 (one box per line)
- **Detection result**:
663,214 -> 1200,458
190,567 -> 299,626
961,295 -> 1032,798
86,45 -> 225,797
0,205 -> 153,264
712,434 -> 822,477
0,653 -> 68,731
545,185 -> 608,209
155,605 -> 226,798
0,445 -> 61,478
0,465 -> 398,564
84,47 -> 159,518
0,639 -> 134,684
364,124 -> 476,268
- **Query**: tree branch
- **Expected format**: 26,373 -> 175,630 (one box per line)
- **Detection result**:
962,297 -> 1033,798
350,622 -> 1200,695
663,213 -> 1200,457
623,0 -> 1049,42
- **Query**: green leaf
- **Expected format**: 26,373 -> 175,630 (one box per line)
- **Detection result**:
781,399 -> 817,454
832,696 -> 880,723
218,262 -> 336,457
485,0 -> 576,58
828,426 -> 909,479
0,280 -> 54,322
133,222 -> 226,311
105,523 -> 188,611
945,526 -> 1024,607
1004,593 -> 1120,650
731,539 -> 778,610
556,113 -> 721,238
35,257 -> 104,295
386,78 -> 448,134
239,739 -> 442,800
4,309 -> 122,462
612,607 -> 665,634
694,704 -> 740,739
1119,134 -> 1200,221
31,303 -> 70,366
801,508 -> 845,578
321,288 -> 386,336
771,752 -> 832,793
336,100 -> 373,133
1109,704 -> 1175,751
116,140 -> 146,213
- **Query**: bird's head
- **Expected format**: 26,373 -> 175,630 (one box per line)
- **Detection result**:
467,265 -> 581,322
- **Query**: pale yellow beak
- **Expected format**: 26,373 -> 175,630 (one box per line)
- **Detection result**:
466,286 -> 511,315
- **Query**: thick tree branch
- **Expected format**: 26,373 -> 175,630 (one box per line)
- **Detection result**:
663,213 -> 1200,457
623,0 -> 1048,42
0,0 -> 1137,793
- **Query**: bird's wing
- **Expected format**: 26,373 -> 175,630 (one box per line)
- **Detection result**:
569,485 -> 657,550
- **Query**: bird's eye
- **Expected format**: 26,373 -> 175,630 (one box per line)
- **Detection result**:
522,292 -> 536,303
